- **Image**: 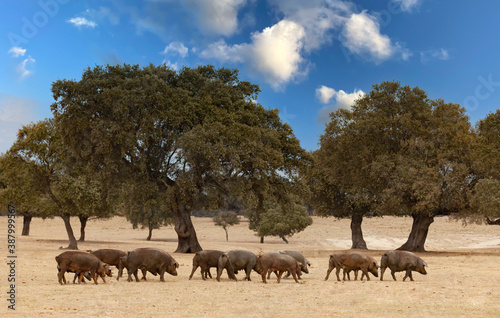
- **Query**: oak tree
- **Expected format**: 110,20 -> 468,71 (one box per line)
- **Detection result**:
51,64 -> 309,253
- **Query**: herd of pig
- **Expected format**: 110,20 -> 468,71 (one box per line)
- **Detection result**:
55,248 -> 428,285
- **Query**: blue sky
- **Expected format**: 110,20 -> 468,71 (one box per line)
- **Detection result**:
1,0 -> 500,153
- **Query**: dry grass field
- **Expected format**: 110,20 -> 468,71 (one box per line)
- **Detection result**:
1,215 -> 499,318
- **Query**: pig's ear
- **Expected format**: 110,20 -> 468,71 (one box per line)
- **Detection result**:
423,261 -> 428,267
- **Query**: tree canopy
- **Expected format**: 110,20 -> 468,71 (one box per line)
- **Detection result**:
50,64 -> 310,252
312,81 -> 475,251
213,211 -> 240,241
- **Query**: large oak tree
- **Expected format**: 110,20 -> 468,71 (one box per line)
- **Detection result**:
51,64 -> 309,253
313,81 -> 474,251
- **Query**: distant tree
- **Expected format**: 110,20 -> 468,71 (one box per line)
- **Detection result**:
51,64 -> 309,253
251,197 -> 312,244
120,180 -> 173,241
0,155 -> 51,235
3,119 -> 112,249
466,110 -> 500,224
313,81 -> 474,252
213,211 -> 240,241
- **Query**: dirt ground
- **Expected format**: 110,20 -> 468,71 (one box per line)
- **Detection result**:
1,214 -> 499,318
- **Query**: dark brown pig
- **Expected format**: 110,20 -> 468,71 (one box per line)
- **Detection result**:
257,253 -> 302,284
380,250 -> 427,281
124,248 -> 179,282
57,265 -> 92,284
267,250 -> 310,280
217,250 -> 260,282
325,251 -> 379,281
55,251 -> 112,285
189,250 -> 236,281
90,249 -> 127,280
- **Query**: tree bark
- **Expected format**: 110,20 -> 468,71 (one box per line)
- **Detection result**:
172,204 -> 202,253
350,213 -> 367,249
78,215 -> 88,242
147,225 -> 153,241
260,236 -> 264,244
224,228 -> 228,241
397,214 -> 434,252
279,234 -> 289,244
61,214 -> 78,250
22,213 -> 32,236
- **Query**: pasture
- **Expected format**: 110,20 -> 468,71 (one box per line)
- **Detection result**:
1,215 -> 499,317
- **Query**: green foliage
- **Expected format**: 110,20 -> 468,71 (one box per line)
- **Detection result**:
213,211 -> 240,241
253,197 -> 312,243
50,64 -> 310,251
312,81 -> 475,219
213,211 -> 240,228
469,178 -> 500,222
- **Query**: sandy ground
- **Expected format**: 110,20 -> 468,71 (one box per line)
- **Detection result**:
1,214 -> 499,318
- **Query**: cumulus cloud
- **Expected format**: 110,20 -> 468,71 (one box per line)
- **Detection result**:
393,0 -> 422,12
249,20 -> 306,89
162,42 -> 189,58
184,0 -> 247,36
16,56 -> 35,80
200,20 -> 307,90
67,17 -> 97,28
420,48 -> 450,64
316,85 -> 336,104
341,11 -> 410,63
8,47 -> 26,58
316,86 -> 365,124
267,0 -> 350,52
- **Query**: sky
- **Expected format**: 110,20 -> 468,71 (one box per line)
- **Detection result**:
1,0 -> 500,154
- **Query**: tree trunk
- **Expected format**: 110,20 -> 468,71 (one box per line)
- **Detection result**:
61,214 -> 78,250
78,215 -> 88,242
397,214 -> 434,252
260,236 -> 264,244
172,205 -> 202,253
279,234 -> 289,244
224,228 -> 228,241
22,213 -> 32,236
350,213 -> 367,249
147,225 -> 153,241
486,217 -> 500,225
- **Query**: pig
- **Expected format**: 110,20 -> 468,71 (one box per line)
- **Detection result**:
57,265 -> 92,284
380,250 -> 427,281
267,250 -> 310,279
55,251 -> 112,285
257,253 -> 302,284
90,249 -> 127,280
325,251 -> 379,281
124,248 -> 179,282
217,250 -> 261,282
189,250 -> 236,281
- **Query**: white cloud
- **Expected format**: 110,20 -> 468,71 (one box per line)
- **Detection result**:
162,42 -> 189,58
420,48 -> 450,64
316,87 -> 365,124
393,0 -> 422,12
249,20 -> 306,89
184,0 -> 247,36
16,56 -> 35,80
341,11 -> 410,63
8,47 -> 26,58
267,0 -> 350,52
162,60 -> 179,71
316,85 -> 336,104
200,20 -> 307,90
67,17 -> 97,28
199,40 -> 248,63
